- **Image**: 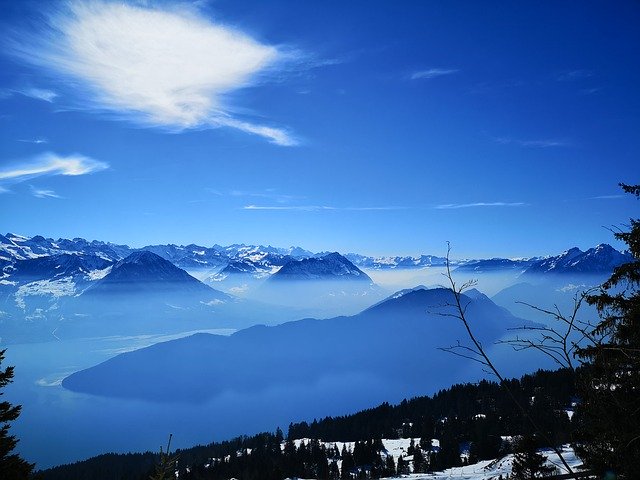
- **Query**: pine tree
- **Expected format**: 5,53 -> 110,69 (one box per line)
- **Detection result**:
511,435 -> 554,479
575,183 -> 640,478
0,349 -> 34,479
413,447 -> 426,473
383,454 -> 395,477
396,455 -> 409,475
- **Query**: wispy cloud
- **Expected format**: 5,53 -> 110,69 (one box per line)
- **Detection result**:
17,137 -> 49,144
244,205 -> 405,211
0,87 -> 58,103
591,194 -> 625,200
8,1 -> 298,145
30,185 -> 62,199
435,202 -> 527,209
0,152 -> 108,183
410,68 -> 458,80
230,189 -> 304,204
556,69 -> 593,82
18,87 -> 58,103
493,136 -> 572,148
579,87 -> 601,96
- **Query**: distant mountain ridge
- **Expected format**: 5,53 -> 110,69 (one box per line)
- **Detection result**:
345,253 -> 451,269
269,252 -> 372,282
522,243 -> 632,276
2,233 -> 630,279
62,286 -> 532,402
83,251 -> 225,297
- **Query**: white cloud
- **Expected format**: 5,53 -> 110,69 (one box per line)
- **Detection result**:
493,136 -> 571,148
245,205 -> 333,211
17,138 -> 49,144
591,194 -> 624,200
556,70 -> 593,82
410,68 -> 458,80
230,189 -> 303,203
435,202 -> 527,209
0,152 -> 108,183
18,87 -> 58,102
30,186 -> 62,199
244,205 -> 405,211
0,87 -> 58,103
10,1 -> 297,145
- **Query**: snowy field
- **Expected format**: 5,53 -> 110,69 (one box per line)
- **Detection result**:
284,440 -> 583,480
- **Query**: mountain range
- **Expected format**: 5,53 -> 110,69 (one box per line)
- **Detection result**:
0,233 -> 632,343
2,233 -> 631,280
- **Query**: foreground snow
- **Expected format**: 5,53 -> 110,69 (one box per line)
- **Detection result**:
283,442 -> 583,480
406,445 -> 582,479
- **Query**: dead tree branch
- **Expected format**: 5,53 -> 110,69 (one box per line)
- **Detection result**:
440,242 -> 578,477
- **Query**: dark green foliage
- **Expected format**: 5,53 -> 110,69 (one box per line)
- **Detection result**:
39,368 -> 579,480
0,349 -> 34,480
576,183 -> 640,478
149,435 -> 178,480
40,452 -> 159,480
511,435 -> 554,479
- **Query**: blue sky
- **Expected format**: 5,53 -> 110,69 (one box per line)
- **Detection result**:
0,0 -> 638,258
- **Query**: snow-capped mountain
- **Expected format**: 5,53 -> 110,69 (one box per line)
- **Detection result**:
0,234 -> 314,284
270,252 -> 372,282
346,253 -> 450,269
137,243 -> 229,270
84,250 -> 220,296
3,253 -> 112,285
0,233 -> 128,263
455,258 -> 535,273
522,244 -> 632,276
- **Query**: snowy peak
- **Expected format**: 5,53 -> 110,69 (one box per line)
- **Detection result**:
270,252 -> 373,282
85,250 -> 223,298
455,257 -> 534,273
346,253 -> 449,269
0,232 -> 128,263
6,253 -> 112,283
105,250 -> 205,285
523,243 -> 632,275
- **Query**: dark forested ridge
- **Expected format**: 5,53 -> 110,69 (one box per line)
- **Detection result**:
40,368 -> 579,480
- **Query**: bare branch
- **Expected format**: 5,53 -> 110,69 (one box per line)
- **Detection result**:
438,242 -> 578,477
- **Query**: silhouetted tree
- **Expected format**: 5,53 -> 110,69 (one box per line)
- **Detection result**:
0,349 -> 34,479
383,454 -> 395,477
511,435 -> 553,479
576,183 -> 640,478
396,455 -> 409,475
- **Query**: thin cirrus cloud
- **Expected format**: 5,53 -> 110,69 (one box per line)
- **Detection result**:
244,205 -> 406,211
30,185 -> 62,199
17,138 -> 49,144
230,189 -> 304,204
8,1 -> 297,146
591,194 -> 625,200
556,69 -> 593,82
410,68 -> 459,80
435,202 -> 527,209
0,87 -> 58,103
493,136 -> 572,148
0,152 -> 108,184
18,87 -> 58,103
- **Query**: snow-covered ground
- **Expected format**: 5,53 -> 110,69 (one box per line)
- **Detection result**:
404,445 -> 582,480
282,440 -> 583,480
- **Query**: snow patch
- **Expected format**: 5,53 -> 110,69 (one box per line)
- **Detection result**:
86,265 -> 113,281
15,277 -> 77,308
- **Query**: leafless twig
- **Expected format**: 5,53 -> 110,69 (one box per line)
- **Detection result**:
439,242 -> 578,477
